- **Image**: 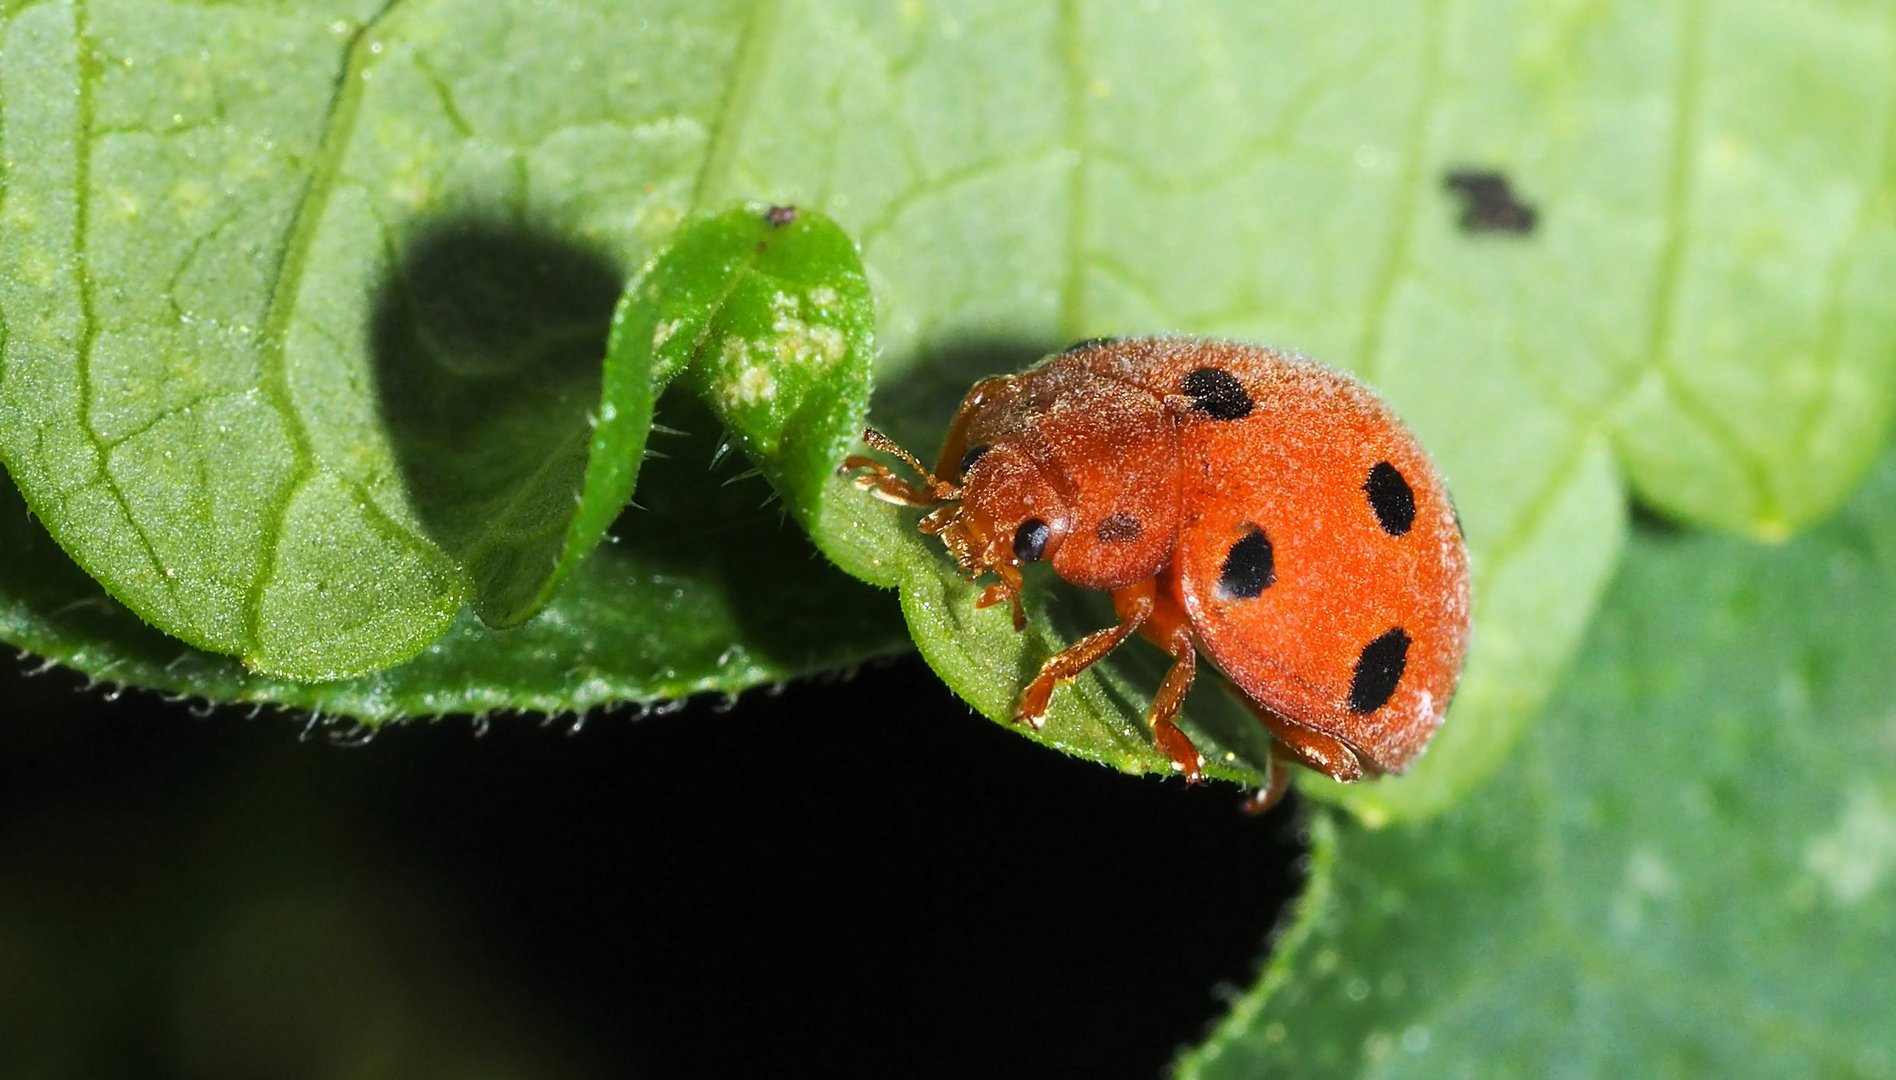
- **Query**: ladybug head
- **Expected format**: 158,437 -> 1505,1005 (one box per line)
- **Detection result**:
922,438 -> 1074,630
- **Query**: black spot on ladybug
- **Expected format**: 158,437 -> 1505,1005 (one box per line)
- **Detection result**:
1059,336 -> 1120,355
1094,512 -> 1142,543
1349,628 -> 1411,714
1014,518 -> 1051,563
1216,524 -> 1274,600
1443,169 -> 1537,235
959,444 -> 990,478
1182,367 -> 1254,421
764,205 -> 798,227
1365,461 -> 1416,537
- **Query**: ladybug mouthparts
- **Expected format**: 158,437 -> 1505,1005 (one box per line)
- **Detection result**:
919,503 -> 1027,630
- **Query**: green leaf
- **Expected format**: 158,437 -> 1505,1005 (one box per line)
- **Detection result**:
1179,446 -> 1896,1078
0,202 -> 908,717
0,417 -> 908,721
2,1 -> 1893,818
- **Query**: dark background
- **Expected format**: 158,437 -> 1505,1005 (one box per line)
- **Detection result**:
1,651 -> 1305,1079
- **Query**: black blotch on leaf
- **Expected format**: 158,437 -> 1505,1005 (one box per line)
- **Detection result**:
1365,461 -> 1416,537
1349,628 -> 1411,714
1628,496 -> 1689,539
1216,524 -> 1275,600
1182,367 -> 1254,421
1443,169 -> 1538,235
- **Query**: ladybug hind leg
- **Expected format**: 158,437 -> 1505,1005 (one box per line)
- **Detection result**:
1231,695 -> 1371,812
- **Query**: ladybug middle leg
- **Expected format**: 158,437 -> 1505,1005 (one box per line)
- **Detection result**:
1133,586 -> 1206,782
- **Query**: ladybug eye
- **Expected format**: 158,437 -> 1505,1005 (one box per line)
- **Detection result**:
959,444 -> 990,477
1013,519 -> 1051,563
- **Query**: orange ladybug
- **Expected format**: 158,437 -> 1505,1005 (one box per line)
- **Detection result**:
847,337 -> 1470,809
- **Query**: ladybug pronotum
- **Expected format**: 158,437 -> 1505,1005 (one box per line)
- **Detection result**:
847,337 -> 1470,810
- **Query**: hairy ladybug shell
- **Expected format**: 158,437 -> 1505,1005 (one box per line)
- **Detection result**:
855,337 -> 1470,800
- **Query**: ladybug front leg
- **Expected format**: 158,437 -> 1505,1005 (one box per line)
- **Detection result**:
1013,590 -> 1154,731
842,454 -> 939,507
843,428 -> 960,508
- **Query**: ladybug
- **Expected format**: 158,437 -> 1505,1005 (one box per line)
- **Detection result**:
847,337 -> 1470,809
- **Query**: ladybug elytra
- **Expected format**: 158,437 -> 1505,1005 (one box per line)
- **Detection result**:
848,337 -> 1470,810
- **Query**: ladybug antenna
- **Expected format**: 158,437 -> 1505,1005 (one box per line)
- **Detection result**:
860,427 -> 959,502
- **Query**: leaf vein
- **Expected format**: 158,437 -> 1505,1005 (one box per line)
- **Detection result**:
1352,0 -> 1448,381
1057,0 -> 1090,337
242,0 -> 409,647
686,0 -> 779,214
70,0 -> 183,614
1635,0 -> 1776,523
1790,11 -> 1896,474
853,148 -> 1065,248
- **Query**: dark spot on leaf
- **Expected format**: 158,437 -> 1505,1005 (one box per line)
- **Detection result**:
1443,169 -> 1538,235
1094,512 -> 1142,543
959,444 -> 990,478
1349,628 -> 1411,714
1216,525 -> 1274,600
1628,497 -> 1688,538
1365,462 -> 1416,537
1182,367 -> 1254,421
764,205 -> 798,227
1014,519 -> 1051,563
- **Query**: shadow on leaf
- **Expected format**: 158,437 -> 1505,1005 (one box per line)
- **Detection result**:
370,217 -> 624,625
606,392 -> 904,675
866,335 -> 1054,451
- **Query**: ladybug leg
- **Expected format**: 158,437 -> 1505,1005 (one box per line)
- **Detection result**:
1013,590 -> 1154,730
972,563 -> 1028,630
1240,755 -> 1293,815
1138,592 -> 1206,782
842,428 -> 960,507
842,454 -> 938,507
1233,695 -> 1367,786
927,375 -> 1012,479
